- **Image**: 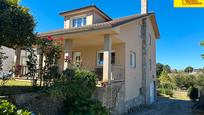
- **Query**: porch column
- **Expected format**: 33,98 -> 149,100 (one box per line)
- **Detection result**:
103,34 -> 112,83
64,39 -> 72,70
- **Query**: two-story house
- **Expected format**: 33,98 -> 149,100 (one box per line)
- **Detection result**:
13,0 -> 159,114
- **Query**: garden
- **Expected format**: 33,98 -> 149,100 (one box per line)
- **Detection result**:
156,63 -> 204,101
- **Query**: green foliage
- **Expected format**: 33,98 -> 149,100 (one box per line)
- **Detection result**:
188,86 -> 199,101
184,66 -> 194,73
156,63 -> 171,77
200,41 -> 204,58
172,75 -> 185,89
26,47 -> 37,86
49,69 -> 109,115
37,37 -> 62,87
157,88 -> 173,97
196,75 -> 204,89
163,65 -> 171,73
156,63 -> 164,77
0,0 -> 36,48
44,65 -> 61,86
0,100 -> 31,115
158,70 -> 175,89
172,74 -> 196,89
50,69 -> 96,99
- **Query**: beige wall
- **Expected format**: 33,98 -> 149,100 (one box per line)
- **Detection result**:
93,11 -> 107,24
145,18 -> 157,103
117,20 -> 143,101
116,18 -> 157,103
72,43 -> 125,71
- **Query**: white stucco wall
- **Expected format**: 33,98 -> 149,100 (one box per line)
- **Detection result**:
0,46 -> 15,77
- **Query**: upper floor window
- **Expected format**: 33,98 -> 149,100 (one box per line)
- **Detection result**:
72,17 -> 86,28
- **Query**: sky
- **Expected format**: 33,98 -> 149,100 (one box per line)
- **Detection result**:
20,0 -> 204,70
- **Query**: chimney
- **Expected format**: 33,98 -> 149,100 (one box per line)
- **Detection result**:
141,0 -> 148,14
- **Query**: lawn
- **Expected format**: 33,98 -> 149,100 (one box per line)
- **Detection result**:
0,79 -> 41,96
0,79 -> 32,86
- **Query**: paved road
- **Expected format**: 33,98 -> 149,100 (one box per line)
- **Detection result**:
129,97 -> 201,115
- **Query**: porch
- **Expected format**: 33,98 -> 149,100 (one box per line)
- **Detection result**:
57,30 -> 126,83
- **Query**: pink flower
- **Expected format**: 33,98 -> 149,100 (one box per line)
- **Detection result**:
16,64 -> 22,71
59,37 -> 64,41
65,56 -> 72,62
47,36 -> 53,41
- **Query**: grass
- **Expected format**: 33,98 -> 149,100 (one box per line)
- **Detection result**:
0,79 -> 32,86
0,79 -> 41,96
173,90 -> 190,100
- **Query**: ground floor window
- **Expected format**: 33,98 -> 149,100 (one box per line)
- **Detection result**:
129,51 -> 136,68
73,52 -> 81,67
96,50 -> 115,66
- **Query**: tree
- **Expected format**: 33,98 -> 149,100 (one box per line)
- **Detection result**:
196,75 -> 204,89
156,63 -> 164,77
184,66 -> 194,73
0,0 -> 36,48
188,86 -> 199,101
163,65 -> 171,73
158,70 -> 174,89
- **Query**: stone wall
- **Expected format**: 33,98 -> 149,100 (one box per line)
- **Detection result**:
125,95 -> 144,113
8,93 -> 64,115
95,81 -> 125,115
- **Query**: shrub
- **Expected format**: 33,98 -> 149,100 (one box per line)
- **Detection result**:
157,88 -> 173,97
188,86 -> 199,101
196,75 -> 204,89
49,68 -> 109,115
0,100 -> 31,115
172,74 -> 196,90
165,89 -> 173,97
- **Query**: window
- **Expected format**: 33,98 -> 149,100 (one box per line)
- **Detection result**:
140,87 -> 143,95
138,24 -> 142,37
72,17 -> 86,28
130,51 -> 136,68
149,34 -> 151,45
73,52 -> 81,67
96,50 -> 115,66
149,59 -> 152,71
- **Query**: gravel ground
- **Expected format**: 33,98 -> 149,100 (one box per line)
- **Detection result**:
128,97 -> 203,115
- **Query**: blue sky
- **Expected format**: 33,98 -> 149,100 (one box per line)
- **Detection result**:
20,0 -> 204,70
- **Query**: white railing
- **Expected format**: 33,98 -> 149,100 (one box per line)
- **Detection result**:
111,65 -> 125,81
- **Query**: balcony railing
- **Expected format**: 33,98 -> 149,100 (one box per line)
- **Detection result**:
95,65 -> 125,82
111,65 -> 125,81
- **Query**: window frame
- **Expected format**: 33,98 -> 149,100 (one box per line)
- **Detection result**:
96,50 -> 115,67
71,15 -> 87,28
129,51 -> 136,68
149,59 -> 152,71
149,33 -> 152,45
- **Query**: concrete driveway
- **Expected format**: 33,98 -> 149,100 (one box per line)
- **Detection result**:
128,97 -> 202,115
